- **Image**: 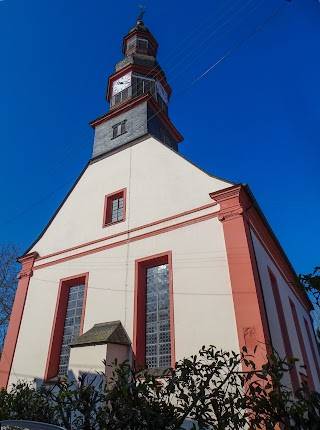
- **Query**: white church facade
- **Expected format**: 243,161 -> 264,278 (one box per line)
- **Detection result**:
1,18 -> 319,393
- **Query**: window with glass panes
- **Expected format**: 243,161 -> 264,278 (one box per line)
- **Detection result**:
112,120 -> 127,139
137,38 -> 148,53
111,195 -> 124,223
145,264 -> 171,368
104,190 -> 125,226
58,284 -> 85,376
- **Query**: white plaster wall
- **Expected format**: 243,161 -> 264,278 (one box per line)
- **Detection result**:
69,344 -> 106,381
30,137 -> 230,256
251,229 -> 320,391
10,216 -> 239,386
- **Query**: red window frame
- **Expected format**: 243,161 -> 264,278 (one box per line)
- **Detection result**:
103,188 -> 127,227
268,268 -> 300,391
289,299 -> 315,390
133,251 -> 175,369
44,273 -> 89,381
304,317 -> 320,383
299,372 -> 309,388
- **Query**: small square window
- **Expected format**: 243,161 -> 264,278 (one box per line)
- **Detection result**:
137,38 -> 148,53
112,120 -> 127,139
103,189 -> 126,226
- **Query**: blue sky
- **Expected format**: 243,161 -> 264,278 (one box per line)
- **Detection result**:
0,0 -> 319,273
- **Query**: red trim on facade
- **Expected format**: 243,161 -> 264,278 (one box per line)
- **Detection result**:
91,93 -> 150,127
210,185 -> 312,313
33,210 -> 219,271
289,299 -> 314,390
103,188 -> 127,228
44,273 -> 89,381
133,251 -> 175,368
91,94 -> 182,143
304,317 -> 320,384
210,186 -> 271,370
251,226 -> 311,313
268,269 -> 300,391
35,202 -> 217,263
0,252 -> 38,389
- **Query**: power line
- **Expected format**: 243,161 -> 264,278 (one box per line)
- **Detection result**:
128,0 -> 261,96
0,1 -> 251,228
32,276 -> 259,297
1,1 -> 289,230
192,2 -> 285,85
19,0 -> 247,184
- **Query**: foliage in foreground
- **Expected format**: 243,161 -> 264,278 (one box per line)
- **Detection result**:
1,346 -> 320,429
300,267 -> 320,308
0,244 -> 19,348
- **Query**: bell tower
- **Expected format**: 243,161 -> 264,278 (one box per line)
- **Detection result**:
90,16 -> 183,159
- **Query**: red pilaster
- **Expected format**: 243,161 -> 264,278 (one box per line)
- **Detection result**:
210,185 -> 271,369
0,252 -> 38,389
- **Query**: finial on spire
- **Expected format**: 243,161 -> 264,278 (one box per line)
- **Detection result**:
137,4 -> 146,23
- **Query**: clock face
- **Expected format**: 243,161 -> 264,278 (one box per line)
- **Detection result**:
112,72 -> 132,95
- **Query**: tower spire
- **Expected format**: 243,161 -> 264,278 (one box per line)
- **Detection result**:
90,16 -> 183,160
136,4 -> 146,24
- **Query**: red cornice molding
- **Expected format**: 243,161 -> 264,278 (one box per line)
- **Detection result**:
90,93 -> 150,127
17,251 -> 39,264
34,202 -> 217,263
209,184 -> 251,220
210,185 -> 312,312
90,93 -> 183,143
0,252 -> 39,388
33,210 -> 219,271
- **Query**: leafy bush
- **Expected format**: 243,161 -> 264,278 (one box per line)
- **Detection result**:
0,346 -> 319,429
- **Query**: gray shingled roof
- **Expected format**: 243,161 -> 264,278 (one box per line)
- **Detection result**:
71,320 -> 131,348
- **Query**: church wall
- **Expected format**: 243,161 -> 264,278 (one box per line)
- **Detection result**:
9,216 -> 239,387
250,228 -> 320,392
30,137 -> 230,257
68,344 -> 106,381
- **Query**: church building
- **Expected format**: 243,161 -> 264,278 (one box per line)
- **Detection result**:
1,17 -> 319,393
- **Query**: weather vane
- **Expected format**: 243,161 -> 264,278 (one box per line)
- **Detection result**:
137,4 -> 146,22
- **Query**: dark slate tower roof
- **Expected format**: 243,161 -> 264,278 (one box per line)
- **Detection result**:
90,17 -> 183,160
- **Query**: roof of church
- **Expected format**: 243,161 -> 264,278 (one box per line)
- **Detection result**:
71,320 -> 131,348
